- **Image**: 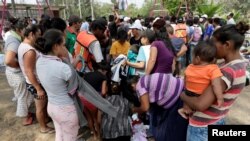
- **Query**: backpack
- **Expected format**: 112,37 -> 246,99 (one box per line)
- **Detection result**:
174,24 -> 187,43
192,25 -> 201,42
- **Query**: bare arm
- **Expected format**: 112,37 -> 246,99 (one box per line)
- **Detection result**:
23,50 -> 45,98
101,80 -> 108,97
180,79 -> 226,111
133,94 -> 150,114
114,11 -> 120,25
145,47 -> 157,75
172,57 -> 176,73
126,61 -> 145,69
177,44 -> 187,57
212,77 -> 224,106
5,51 -> 19,68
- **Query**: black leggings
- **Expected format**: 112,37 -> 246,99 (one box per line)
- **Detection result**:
102,136 -> 131,141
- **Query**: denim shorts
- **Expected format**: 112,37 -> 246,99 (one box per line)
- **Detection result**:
26,83 -> 46,99
186,118 -> 225,141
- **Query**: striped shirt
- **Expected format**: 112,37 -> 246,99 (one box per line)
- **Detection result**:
136,73 -> 184,109
190,59 -> 248,127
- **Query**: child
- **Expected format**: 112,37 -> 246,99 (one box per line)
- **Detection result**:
178,41 -> 224,118
126,29 -> 155,76
181,22 -> 249,141
127,44 -> 140,76
82,61 -> 110,140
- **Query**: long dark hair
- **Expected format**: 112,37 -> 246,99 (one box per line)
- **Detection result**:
24,24 -> 40,37
213,22 -> 249,50
155,26 -> 176,56
34,29 -> 64,54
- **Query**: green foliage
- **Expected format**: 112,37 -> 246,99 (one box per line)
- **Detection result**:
196,1 -> 223,17
93,3 -> 113,18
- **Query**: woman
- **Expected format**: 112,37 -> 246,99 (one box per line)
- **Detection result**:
18,24 -> 53,133
4,18 -> 34,126
110,28 -> 130,59
126,29 -> 154,76
180,22 -> 249,141
129,75 -> 188,141
146,19 -> 176,75
35,29 -> 79,140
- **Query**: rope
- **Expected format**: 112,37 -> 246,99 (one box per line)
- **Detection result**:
44,0 -> 54,17
0,0 -> 7,35
36,0 -> 43,18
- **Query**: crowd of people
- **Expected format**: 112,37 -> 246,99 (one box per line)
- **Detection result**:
1,9 -> 250,141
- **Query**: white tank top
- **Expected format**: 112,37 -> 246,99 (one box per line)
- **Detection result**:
18,42 -> 40,84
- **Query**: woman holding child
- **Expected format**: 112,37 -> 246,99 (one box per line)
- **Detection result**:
181,22 -> 249,141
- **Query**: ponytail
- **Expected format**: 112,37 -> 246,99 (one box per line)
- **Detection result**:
34,29 -> 64,54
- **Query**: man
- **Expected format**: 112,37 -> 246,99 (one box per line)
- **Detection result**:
80,16 -> 92,32
213,17 -> 221,31
227,12 -> 236,25
166,25 -> 187,76
74,18 -> 106,73
66,15 -> 82,55
174,17 -> 189,44
203,18 -> 214,41
129,20 -> 142,46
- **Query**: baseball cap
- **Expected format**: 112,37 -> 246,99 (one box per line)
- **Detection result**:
201,14 -> 208,19
68,15 -> 82,24
124,17 -> 131,22
130,22 -> 142,30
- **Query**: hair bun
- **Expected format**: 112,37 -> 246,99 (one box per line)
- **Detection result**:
236,22 -> 249,35
34,37 -> 47,54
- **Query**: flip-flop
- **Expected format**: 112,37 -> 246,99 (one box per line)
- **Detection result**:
40,128 -> 55,134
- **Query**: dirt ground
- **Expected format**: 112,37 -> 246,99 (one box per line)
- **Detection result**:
0,71 -> 250,141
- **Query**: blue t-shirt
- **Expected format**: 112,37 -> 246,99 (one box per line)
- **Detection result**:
137,47 -> 146,62
204,24 -> 214,39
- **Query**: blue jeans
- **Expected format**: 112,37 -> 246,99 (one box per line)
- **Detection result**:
186,118 -> 225,141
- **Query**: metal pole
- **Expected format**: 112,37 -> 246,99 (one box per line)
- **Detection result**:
78,0 -> 82,18
11,0 -> 16,16
90,0 -> 95,20
63,0 -> 66,20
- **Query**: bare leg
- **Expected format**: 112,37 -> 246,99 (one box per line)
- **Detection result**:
34,98 -> 51,131
83,108 -> 95,138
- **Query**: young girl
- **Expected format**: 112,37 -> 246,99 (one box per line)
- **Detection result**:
179,41 -> 224,118
181,22 -> 249,141
82,61 -> 109,140
127,44 -> 140,76
126,29 -> 155,76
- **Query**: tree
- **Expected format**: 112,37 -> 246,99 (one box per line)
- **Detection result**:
196,1 -> 223,17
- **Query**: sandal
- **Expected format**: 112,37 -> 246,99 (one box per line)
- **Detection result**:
40,127 -> 55,134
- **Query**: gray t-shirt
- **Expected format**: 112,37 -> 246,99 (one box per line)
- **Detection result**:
5,34 -> 21,73
36,55 -> 73,105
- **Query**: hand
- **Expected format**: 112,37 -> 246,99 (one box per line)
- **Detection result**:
217,99 -> 224,107
178,108 -> 189,119
75,54 -> 82,62
36,88 -> 46,100
121,60 -> 127,66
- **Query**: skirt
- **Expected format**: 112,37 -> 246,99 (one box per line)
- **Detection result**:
150,98 -> 188,141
